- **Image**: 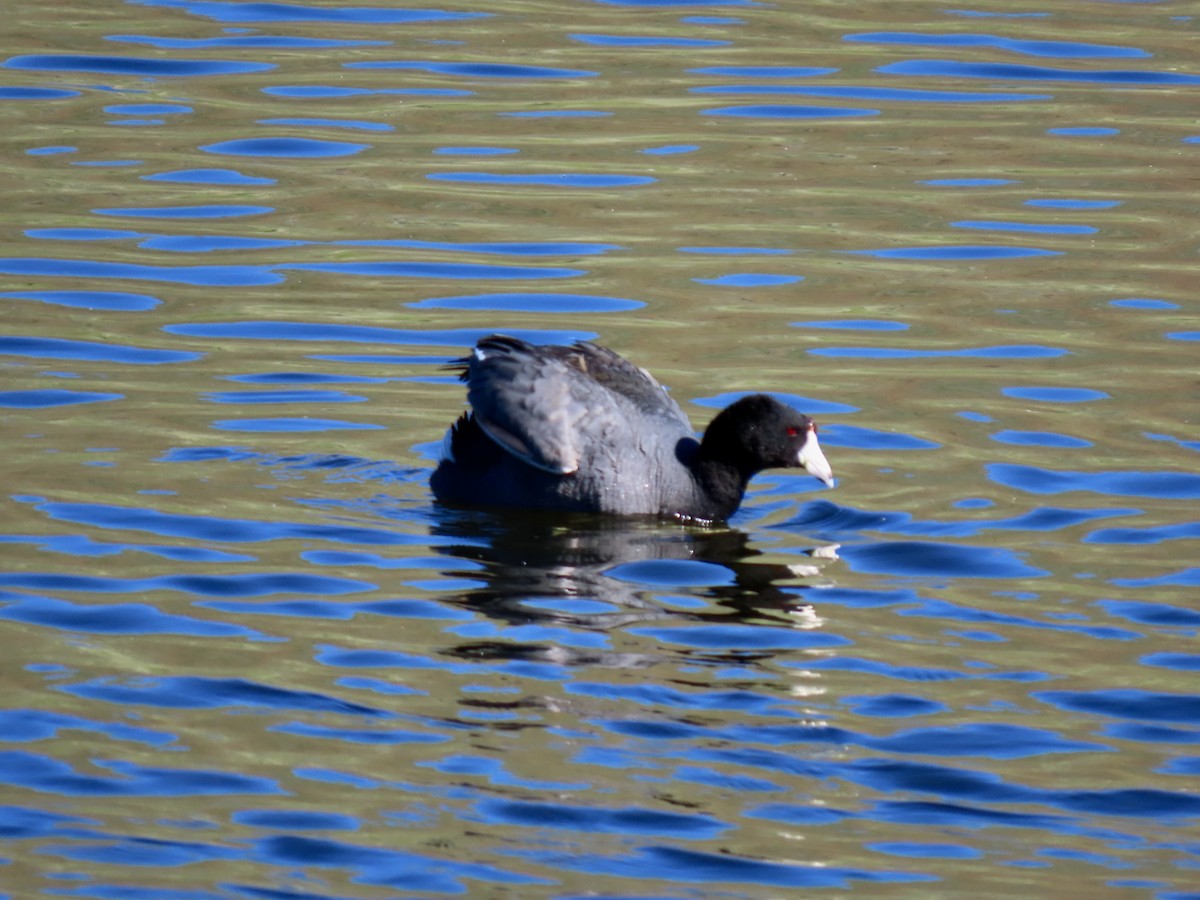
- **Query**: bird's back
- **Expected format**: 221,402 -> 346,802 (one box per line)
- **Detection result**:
432,336 -> 698,515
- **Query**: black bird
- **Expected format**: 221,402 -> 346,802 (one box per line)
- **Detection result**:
431,335 -> 834,521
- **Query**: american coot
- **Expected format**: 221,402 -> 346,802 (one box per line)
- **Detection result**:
431,335 -> 835,522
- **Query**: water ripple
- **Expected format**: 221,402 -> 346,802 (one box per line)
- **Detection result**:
694,273 -> 800,287
408,292 -> 643,313
0,86 -> 82,100
694,85 -> 1048,103
0,390 -> 122,408
795,319 -> 908,330
265,84 -> 473,98
0,335 -> 200,365
252,833 -> 542,891
703,104 -> 879,119
213,417 -> 385,433
0,708 -> 173,746
1036,690 -> 1200,725
3,3 -> 1196,896
258,116 -> 393,132
842,541 -> 1047,579
879,59 -> 1200,85
0,571 -> 371,597
63,676 -> 388,716
988,464 -> 1200,500
691,66 -> 838,77
278,261 -> 585,279
1084,522 -> 1200,545
572,33 -> 730,48
1002,386 -> 1108,403
696,391 -> 855,416
104,103 -> 190,116
93,204 -> 274,219
991,430 -> 1092,449
786,500 -> 1137,541
951,220 -> 1097,235
204,389 -> 367,404
0,750 -> 283,797
129,0 -> 489,23
3,53 -> 273,77
21,498 -> 433,547
427,172 -> 655,187
0,256 -> 282,287
110,34 -> 390,50
846,32 -> 1150,59
851,245 -> 1061,260
809,345 -> 1067,359
823,424 -> 938,451
164,322 -> 591,347
0,595 -> 264,637
201,138 -> 371,158
521,843 -> 932,888
2,287 -> 161,310
347,61 -> 596,78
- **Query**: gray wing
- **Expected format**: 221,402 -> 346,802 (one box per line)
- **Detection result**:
462,337 -> 608,474
559,341 -> 692,430
462,336 -> 692,475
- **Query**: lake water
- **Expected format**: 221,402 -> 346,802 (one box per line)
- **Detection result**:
2,0 -> 1198,897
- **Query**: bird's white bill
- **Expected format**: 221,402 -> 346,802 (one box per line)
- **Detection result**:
797,430 -> 835,488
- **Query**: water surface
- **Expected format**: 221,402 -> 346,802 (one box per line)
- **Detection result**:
1,0 -> 1198,897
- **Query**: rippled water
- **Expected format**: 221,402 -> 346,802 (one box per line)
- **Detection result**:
2,1 -> 1198,897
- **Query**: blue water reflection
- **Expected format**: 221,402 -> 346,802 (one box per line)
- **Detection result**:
880,59 -> 1200,85
0,336 -> 201,364
202,137 -> 371,157
427,172 -> 655,187
0,86 -> 82,99
572,33 -> 731,48
794,319 -> 908,330
204,389 -> 367,404
704,104 -> 879,119
691,66 -> 838,77
846,32 -> 1150,59
258,116 -> 394,132
1002,387 -> 1108,402
129,0 -> 489,23
3,54 -> 273,76
0,390 -> 123,408
1,289 -> 161,310
809,345 -> 1068,359
991,430 -> 1093,449
142,166 -> 272,183
113,33 -> 391,49
434,146 -> 520,155
694,273 -> 800,286
0,596 -> 267,637
214,417 -> 385,432
407,293 -> 644,313
93,204 -> 274,219
0,257 -> 283,286
989,465 -> 1200,500
695,85 -> 1049,103
104,102 -> 190,116
851,245 -> 1061,259
3,1 -> 1198,896
346,61 -> 596,78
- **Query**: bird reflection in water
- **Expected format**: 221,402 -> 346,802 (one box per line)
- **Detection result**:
429,506 -> 840,670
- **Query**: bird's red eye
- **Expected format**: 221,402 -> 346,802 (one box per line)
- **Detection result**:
786,426 -> 799,437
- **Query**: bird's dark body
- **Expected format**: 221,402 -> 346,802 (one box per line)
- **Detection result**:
431,335 -> 833,521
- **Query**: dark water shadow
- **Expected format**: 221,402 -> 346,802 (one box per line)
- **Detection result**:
426,505 -> 834,632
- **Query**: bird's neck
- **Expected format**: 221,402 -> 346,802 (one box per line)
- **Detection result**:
689,449 -> 752,522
